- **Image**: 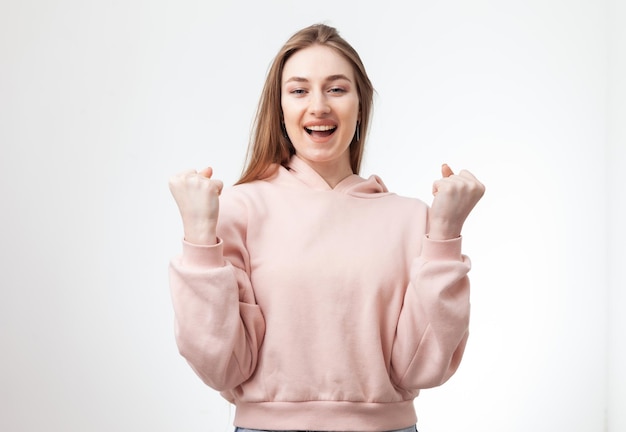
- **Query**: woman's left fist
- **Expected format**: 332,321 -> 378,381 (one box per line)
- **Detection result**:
428,164 -> 485,240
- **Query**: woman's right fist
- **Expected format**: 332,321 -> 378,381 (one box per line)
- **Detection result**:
168,167 -> 223,245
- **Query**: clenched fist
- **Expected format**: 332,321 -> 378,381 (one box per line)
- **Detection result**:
168,167 -> 223,245
428,164 -> 485,240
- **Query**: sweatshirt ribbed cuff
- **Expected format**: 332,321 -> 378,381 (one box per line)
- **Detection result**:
181,238 -> 225,268
420,235 -> 463,261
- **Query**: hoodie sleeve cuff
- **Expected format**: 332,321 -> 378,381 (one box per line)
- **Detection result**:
421,235 -> 463,261
181,238 -> 225,268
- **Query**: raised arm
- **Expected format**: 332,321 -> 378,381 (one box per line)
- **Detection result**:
391,164 -> 484,390
168,168 -> 265,391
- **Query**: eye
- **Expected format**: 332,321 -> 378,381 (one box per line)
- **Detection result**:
290,88 -> 307,95
329,87 -> 346,94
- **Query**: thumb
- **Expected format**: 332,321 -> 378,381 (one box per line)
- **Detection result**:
198,167 -> 213,178
441,163 -> 454,178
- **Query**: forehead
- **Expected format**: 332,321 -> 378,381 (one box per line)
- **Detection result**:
282,45 -> 355,82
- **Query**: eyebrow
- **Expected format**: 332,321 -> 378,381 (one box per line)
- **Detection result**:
284,74 -> 352,84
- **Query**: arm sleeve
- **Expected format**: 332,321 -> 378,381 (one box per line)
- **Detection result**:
390,235 -> 471,391
168,193 -> 265,392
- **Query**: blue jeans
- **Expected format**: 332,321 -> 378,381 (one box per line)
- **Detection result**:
234,427 -> 417,432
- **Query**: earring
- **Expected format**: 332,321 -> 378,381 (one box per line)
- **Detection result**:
282,123 -> 288,138
356,124 -> 360,142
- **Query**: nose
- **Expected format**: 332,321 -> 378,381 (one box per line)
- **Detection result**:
309,91 -> 330,116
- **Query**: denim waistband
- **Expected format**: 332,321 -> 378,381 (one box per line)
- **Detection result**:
234,427 -> 417,432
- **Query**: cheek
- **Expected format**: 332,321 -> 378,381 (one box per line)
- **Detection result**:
344,98 -> 360,122
281,100 -> 299,124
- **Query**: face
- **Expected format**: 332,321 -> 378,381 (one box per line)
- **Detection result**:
281,45 -> 360,173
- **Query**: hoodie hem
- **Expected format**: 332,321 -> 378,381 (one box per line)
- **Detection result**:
233,400 -> 417,432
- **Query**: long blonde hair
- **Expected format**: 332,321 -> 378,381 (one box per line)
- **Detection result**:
236,24 -> 374,185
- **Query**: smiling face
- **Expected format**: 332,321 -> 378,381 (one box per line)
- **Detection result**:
281,44 -> 360,179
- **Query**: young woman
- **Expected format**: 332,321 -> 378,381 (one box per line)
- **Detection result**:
168,23 -> 485,432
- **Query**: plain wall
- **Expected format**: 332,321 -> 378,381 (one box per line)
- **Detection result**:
608,0 -> 626,430
0,1 -> 619,431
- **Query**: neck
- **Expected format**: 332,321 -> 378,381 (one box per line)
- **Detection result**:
297,155 -> 353,188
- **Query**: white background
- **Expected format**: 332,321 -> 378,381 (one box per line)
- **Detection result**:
1,1 -> 624,431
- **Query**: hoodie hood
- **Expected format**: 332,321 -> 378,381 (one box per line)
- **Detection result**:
285,155 -> 391,198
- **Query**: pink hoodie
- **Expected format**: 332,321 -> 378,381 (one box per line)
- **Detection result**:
169,155 -> 471,431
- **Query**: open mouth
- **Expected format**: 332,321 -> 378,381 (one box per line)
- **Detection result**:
305,125 -> 337,138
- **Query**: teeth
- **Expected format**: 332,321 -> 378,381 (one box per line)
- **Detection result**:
306,125 -> 336,132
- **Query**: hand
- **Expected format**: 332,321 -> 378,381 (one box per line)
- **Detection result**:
168,167 -> 223,245
428,164 -> 485,240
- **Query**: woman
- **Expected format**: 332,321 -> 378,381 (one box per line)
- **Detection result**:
168,23 -> 484,432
